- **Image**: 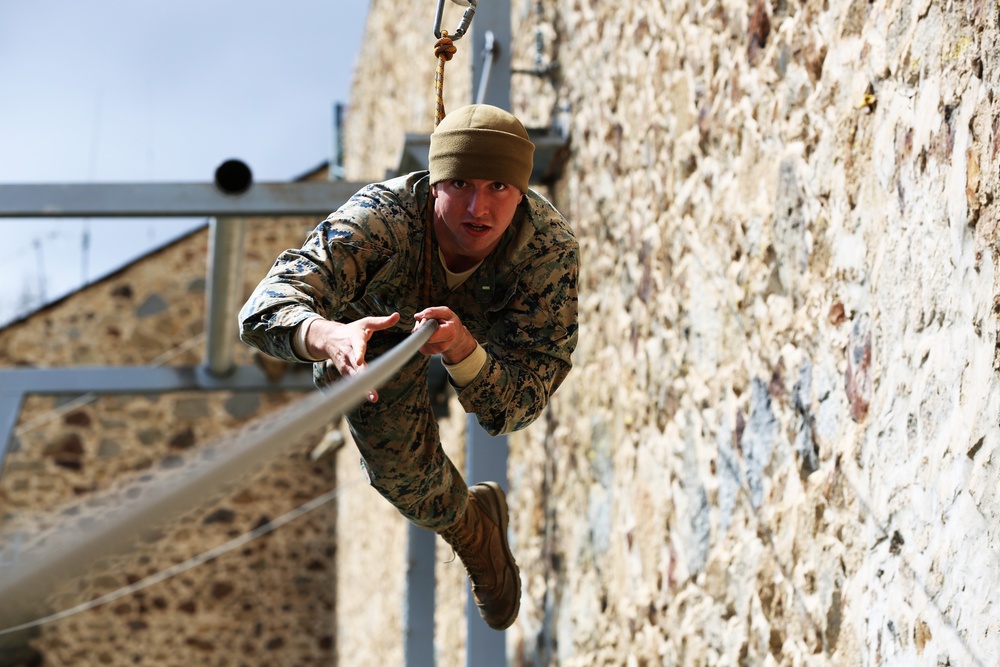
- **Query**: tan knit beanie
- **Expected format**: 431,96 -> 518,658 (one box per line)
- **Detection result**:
429,104 -> 535,193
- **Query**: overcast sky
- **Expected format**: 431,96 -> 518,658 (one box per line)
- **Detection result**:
0,0 -> 369,325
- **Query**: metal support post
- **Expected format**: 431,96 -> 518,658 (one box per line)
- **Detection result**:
465,417 -> 509,665
469,2 -> 513,660
471,0 -> 512,111
404,524 -> 437,667
204,216 -> 247,377
205,160 -> 253,377
0,391 -> 25,479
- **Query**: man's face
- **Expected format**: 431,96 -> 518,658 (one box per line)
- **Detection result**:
431,178 -> 523,271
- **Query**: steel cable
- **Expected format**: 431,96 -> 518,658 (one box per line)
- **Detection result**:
0,319 -> 438,629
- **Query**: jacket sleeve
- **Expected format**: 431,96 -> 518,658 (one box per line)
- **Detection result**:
238,189 -> 400,363
456,239 -> 579,435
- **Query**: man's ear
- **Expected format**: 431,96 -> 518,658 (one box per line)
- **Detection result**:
430,183 -> 439,198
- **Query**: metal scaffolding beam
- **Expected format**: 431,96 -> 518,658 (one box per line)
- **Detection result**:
0,181 -> 367,218
0,364 -> 316,474
0,168 -> 362,476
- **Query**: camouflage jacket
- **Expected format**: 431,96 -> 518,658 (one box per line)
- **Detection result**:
239,171 -> 579,435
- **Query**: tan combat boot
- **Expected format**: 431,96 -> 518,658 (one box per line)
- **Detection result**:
438,481 -> 521,630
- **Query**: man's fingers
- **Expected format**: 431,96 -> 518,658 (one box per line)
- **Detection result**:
341,358 -> 377,402
365,312 -> 401,334
353,340 -> 368,367
327,314 -> 398,401
350,362 -> 377,402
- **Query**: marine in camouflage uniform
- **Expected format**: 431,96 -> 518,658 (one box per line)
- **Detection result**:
238,105 -> 578,631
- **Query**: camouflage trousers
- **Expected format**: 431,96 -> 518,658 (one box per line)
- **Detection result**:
317,329 -> 468,531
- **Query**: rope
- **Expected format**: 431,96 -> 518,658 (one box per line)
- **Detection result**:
0,480 -> 360,638
423,200 -> 434,308
428,26 -> 457,304
433,30 -> 457,127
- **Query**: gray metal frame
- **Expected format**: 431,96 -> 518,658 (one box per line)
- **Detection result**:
0,178 -> 370,475
0,364 -> 316,472
0,181 -> 365,218
463,6 -> 512,666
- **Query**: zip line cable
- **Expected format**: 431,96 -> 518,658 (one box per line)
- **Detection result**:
0,320 -> 439,629
835,465 -> 987,666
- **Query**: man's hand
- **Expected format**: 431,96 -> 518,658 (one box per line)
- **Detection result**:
414,307 -> 477,364
304,312 -> 400,402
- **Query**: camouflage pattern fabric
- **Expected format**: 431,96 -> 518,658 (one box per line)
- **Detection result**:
239,171 -> 578,529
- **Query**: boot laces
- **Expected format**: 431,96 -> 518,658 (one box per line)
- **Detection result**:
441,506 -> 488,581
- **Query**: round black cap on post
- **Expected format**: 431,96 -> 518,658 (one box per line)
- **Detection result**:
214,159 -> 253,195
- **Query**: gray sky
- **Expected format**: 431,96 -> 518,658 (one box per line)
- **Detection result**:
0,0 -> 368,325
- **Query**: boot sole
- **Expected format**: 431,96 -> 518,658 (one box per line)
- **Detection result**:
473,481 -> 521,630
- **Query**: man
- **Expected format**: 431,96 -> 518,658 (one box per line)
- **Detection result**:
239,104 -> 578,631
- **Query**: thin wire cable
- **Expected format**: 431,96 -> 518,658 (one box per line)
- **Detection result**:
835,464 -> 987,666
715,443 -> 826,642
0,479 -> 360,638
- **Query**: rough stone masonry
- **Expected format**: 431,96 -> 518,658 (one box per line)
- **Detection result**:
341,0 -> 1000,664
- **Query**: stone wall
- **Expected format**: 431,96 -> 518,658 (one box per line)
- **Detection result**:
343,0 -> 1000,665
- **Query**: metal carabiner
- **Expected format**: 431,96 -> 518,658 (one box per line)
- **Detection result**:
433,0 -> 477,40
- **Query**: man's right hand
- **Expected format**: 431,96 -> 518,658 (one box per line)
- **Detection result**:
304,312 -> 401,402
